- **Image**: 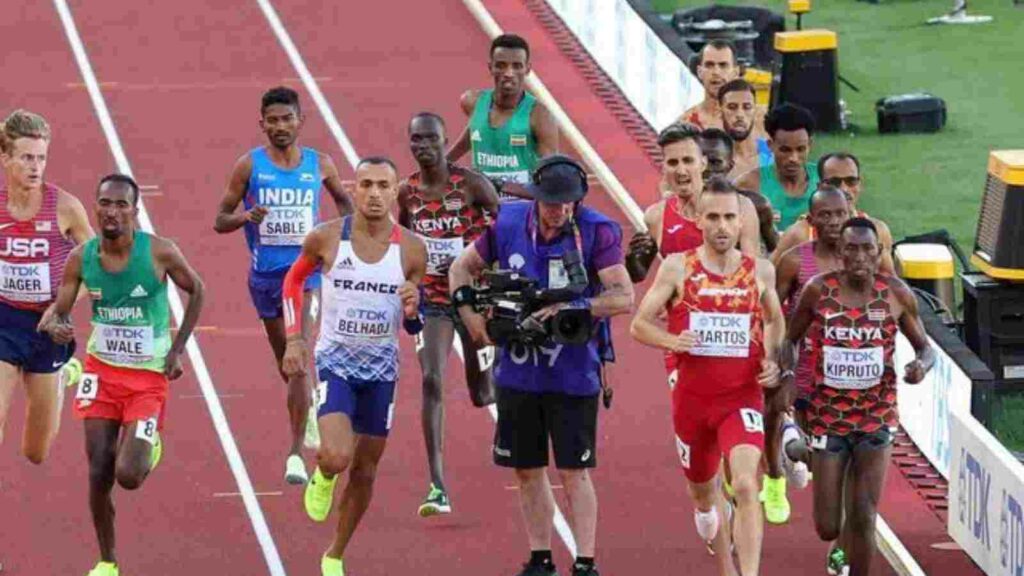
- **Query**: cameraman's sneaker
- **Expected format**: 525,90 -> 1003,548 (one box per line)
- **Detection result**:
417,483 -> 451,517
515,563 -> 558,576
827,547 -> 850,576
571,564 -> 600,576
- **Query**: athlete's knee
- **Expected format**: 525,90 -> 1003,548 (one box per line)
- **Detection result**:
114,463 -> 146,491
730,472 -> 760,504
22,444 -> 49,465
318,445 -> 353,477
422,371 -> 444,402
814,509 -> 843,541
845,502 -> 878,535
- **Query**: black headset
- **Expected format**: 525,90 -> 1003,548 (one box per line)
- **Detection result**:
532,154 -> 589,195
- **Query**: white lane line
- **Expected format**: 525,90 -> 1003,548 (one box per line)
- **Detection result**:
253,0 -> 580,557
52,2 -> 286,574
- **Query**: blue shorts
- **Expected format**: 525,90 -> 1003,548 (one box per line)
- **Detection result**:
248,269 -> 320,320
316,368 -> 396,437
0,301 -> 75,374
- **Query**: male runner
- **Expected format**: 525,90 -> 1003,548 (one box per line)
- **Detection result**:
631,178 -> 784,576
43,174 -> 205,576
678,41 -> 741,130
214,86 -> 352,485
782,217 -> 934,576
625,123 -> 760,285
735,104 -> 819,231
761,186 -> 851,525
718,79 -> 772,180
699,128 -> 776,253
447,33 -> 559,199
774,152 -> 895,273
282,157 -> 426,576
0,109 -> 93,465
398,112 -> 498,516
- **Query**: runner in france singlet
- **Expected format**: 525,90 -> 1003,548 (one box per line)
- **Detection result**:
666,250 -> 764,393
0,183 -> 74,311
659,196 -> 703,258
315,217 -> 404,383
807,273 -> 898,437
405,168 -> 490,308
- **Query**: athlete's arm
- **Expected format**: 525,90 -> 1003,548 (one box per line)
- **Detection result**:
739,189 -> 778,253
399,229 -> 427,321
876,219 -> 895,274
734,167 -> 761,195
449,242 -> 493,346
281,225 -> 329,378
396,182 -> 413,229
757,258 -> 784,389
320,152 -> 354,217
464,170 -> 500,216
214,154 -> 265,233
40,245 -> 84,344
892,277 -> 935,384
771,221 -> 806,265
531,102 -> 560,157
738,195 -> 762,257
155,237 -> 205,381
780,276 -> 823,377
630,254 -> 693,353
446,90 -> 479,163
625,203 -> 662,283
57,190 -> 96,245
773,246 -> 801,310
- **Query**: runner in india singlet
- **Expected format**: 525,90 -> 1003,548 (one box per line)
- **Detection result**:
808,273 -> 898,437
315,217 -> 404,382
405,170 -> 490,308
0,183 -> 74,311
82,232 -> 171,372
468,89 -> 538,195
244,146 -> 322,272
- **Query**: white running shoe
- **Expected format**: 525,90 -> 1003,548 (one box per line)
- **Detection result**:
304,405 -> 320,450
285,454 -> 309,485
694,506 -> 719,542
785,459 -> 811,490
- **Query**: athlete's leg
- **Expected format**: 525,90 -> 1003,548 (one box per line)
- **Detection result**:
845,433 -> 892,576
812,436 -> 852,542
317,412 -> 356,480
21,372 -> 62,464
729,444 -> 764,576
418,315 -> 455,490
264,316 -> 308,456
0,361 -> 21,448
687,475 -> 738,576
455,320 -> 495,407
763,386 -> 786,478
114,419 -> 157,490
327,433 -> 388,558
85,419 -> 122,563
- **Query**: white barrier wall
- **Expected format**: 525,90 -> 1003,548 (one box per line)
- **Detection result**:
895,333 -> 973,479
544,0 -> 703,131
950,407 -> 1024,575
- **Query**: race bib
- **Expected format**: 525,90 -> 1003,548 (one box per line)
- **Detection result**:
335,307 -> 393,340
135,416 -> 159,446
94,323 -> 155,363
689,312 -> 751,358
422,236 -> 463,276
476,345 -> 495,371
259,206 -> 314,246
823,345 -> 884,389
76,372 -> 100,401
0,260 -> 51,303
675,436 -> 691,469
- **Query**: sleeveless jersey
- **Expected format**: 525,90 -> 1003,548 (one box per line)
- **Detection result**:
807,273 -> 898,436
405,168 -> 491,306
82,233 -> 171,373
659,196 -> 703,258
667,250 -> 764,396
315,217 -> 404,382
243,147 -> 322,274
788,241 -> 822,397
0,183 -> 74,311
759,163 -> 819,232
469,89 -> 538,194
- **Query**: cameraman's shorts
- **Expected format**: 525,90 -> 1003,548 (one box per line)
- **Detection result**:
493,387 -> 598,470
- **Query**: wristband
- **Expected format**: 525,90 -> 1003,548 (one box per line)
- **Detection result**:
403,314 -> 425,335
452,285 -> 476,308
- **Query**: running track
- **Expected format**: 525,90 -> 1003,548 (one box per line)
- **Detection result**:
0,1 -> 981,574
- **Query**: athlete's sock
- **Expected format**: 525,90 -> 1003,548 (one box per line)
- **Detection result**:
530,550 -> 554,567
694,505 -> 720,540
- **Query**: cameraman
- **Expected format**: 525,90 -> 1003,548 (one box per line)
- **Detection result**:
449,155 -> 633,576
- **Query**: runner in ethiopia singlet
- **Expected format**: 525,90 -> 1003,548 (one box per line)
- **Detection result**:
806,272 -> 898,438
405,169 -> 490,309
669,249 -> 765,484
468,89 -> 538,200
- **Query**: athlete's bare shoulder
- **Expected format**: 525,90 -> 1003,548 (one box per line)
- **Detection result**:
644,199 -> 666,226
459,90 -> 481,116
397,224 -> 426,249
148,233 -> 188,267
754,256 -> 776,283
54,185 -> 87,215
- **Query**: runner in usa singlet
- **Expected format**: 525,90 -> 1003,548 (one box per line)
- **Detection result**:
405,169 -> 490,308
807,273 -> 898,437
0,183 -> 73,311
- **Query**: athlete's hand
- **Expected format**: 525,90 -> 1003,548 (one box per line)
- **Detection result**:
246,205 -> 269,224
398,281 -> 420,319
758,359 -> 781,389
283,338 -> 308,378
44,317 -> 75,345
904,359 -> 926,384
37,303 -> 58,333
665,330 -> 698,353
164,349 -> 184,381
628,231 -> 657,257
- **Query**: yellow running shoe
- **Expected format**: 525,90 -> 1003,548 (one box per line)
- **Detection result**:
321,554 -> 345,575
87,561 -> 119,576
305,467 -> 338,522
761,476 -> 791,524
150,432 -> 163,473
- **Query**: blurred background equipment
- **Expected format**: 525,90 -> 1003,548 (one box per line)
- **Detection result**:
671,5 -> 783,70
771,29 -> 842,131
876,93 -> 947,134
927,0 -> 993,25
971,150 -> 1024,280
894,243 -> 957,324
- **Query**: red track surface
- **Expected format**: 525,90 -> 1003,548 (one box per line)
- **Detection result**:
0,1 -> 980,575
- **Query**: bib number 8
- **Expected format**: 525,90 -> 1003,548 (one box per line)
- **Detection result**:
76,373 -> 100,401
135,416 -> 158,445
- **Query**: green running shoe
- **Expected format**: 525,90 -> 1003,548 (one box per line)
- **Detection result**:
417,483 -> 452,517
305,467 -> 338,522
150,432 -> 163,473
827,546 -> 850,576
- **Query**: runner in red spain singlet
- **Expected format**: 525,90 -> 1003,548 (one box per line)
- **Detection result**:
632,179 -> 785,576
782,217 -> 934,576
398,112 -> 499,517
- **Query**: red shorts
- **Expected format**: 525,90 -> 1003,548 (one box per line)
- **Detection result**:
672,387 -> 765,484
73,355 -> 168,429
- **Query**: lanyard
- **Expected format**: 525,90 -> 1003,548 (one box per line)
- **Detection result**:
528,202 -> 583,257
